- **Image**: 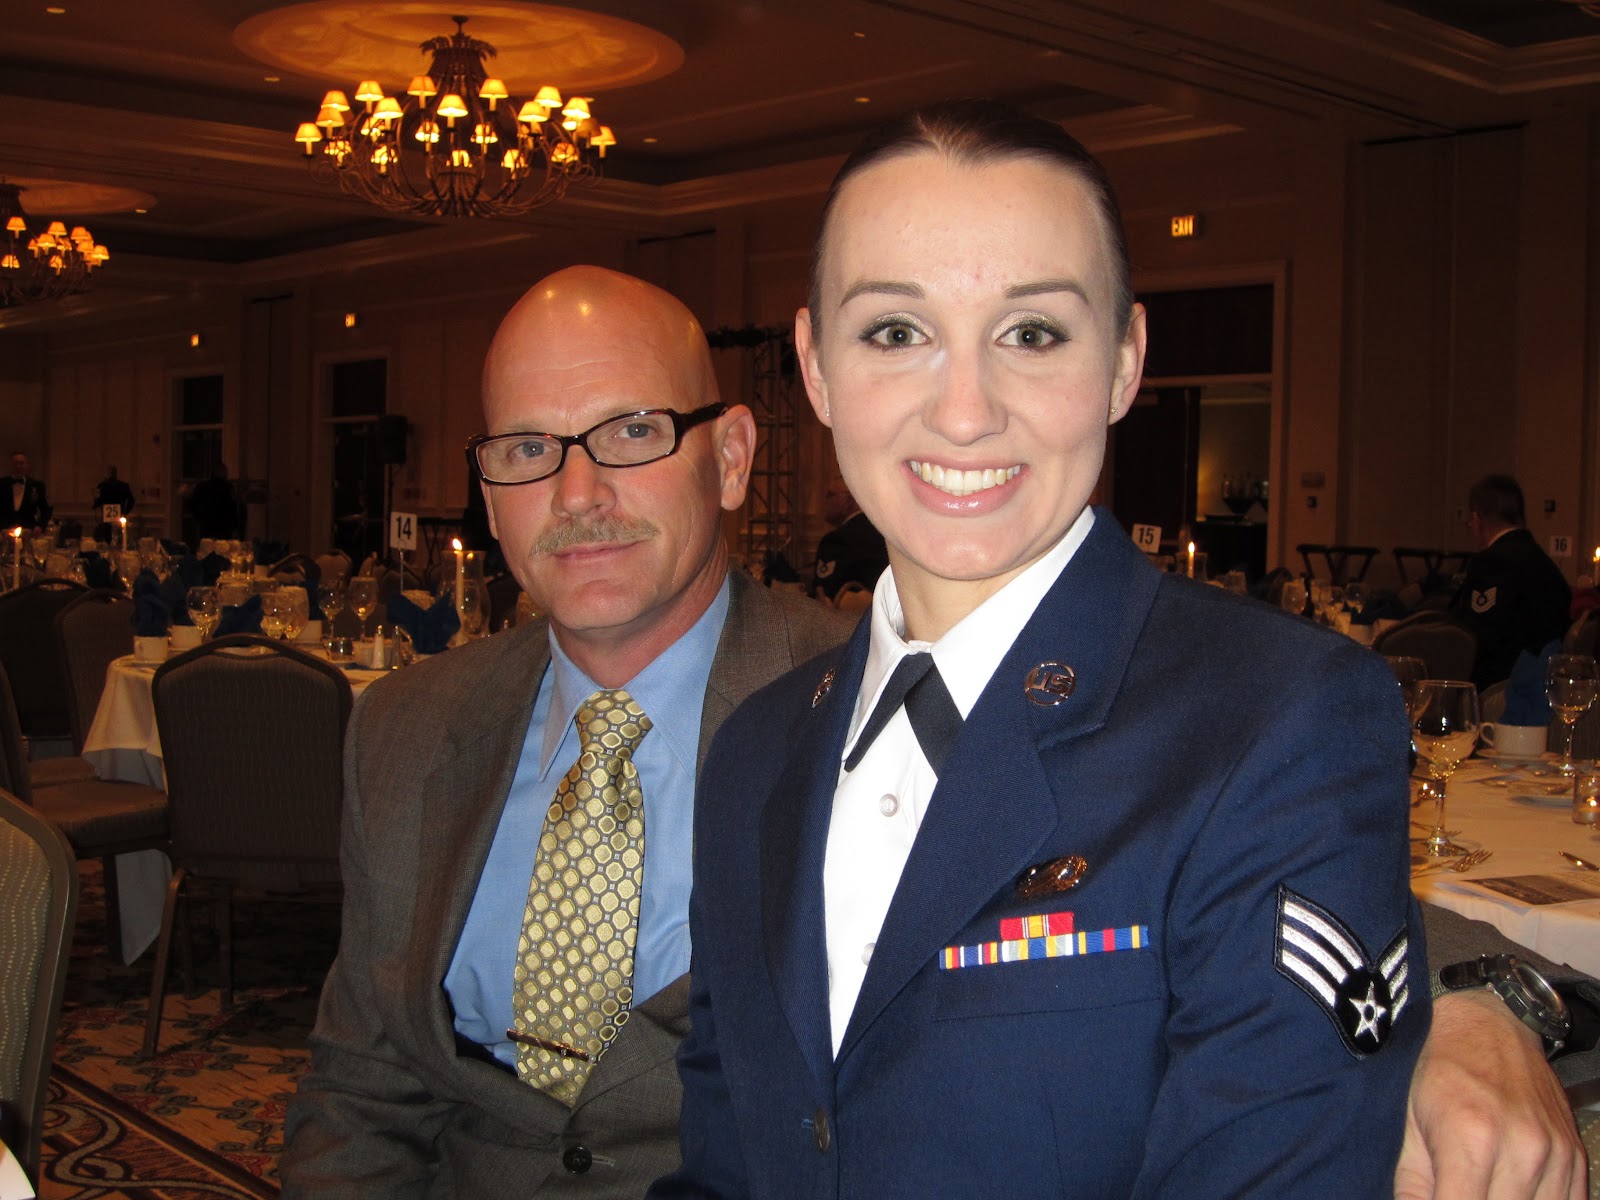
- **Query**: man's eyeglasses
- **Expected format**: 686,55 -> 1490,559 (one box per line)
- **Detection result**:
468,402 -> 727,485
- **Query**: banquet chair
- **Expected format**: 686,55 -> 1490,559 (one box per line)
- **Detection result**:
144,635 -> 352,1056
43,590 -> 136,786
0,663 -> 167,961
0,577 -> 88,747
0,788 -> 78,1190
1372,612 -> 1477,681
269,552 -> 319,585
1295,543 -> 1378,586
314,550 -> 351,588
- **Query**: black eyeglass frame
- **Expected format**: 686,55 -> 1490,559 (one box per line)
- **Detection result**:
466,402 -> 728,485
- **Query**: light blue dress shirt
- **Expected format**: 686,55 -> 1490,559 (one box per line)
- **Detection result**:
443,580 -> 731,1067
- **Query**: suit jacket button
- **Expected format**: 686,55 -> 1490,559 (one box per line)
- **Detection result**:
813,1107 -> 831,1152
563,1145 -> 593,1174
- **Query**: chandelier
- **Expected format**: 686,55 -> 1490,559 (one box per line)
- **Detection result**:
0,183 -> 110,308
294,15 -> 616,219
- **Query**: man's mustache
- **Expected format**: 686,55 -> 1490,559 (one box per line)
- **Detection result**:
532,514 -> 659,556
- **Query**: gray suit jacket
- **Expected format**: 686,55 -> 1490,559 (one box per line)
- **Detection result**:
281,571 -> 850,1198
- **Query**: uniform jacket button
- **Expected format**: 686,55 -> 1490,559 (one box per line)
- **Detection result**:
813,1107 -> 831,1152
563,1144 -> 593,1174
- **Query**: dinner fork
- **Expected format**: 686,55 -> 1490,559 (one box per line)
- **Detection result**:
1412,848 -> 1493,878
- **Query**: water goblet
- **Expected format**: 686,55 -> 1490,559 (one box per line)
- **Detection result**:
1278,577 -> 1308,616
1384,656 -> 1429,719
186,586 -> 220,641
1413,680 -> 1481,857
261,590 -> 290,640
458,577 -> 489,640
1545,653 -> 1599,777
282,587 -> 310,642
348,575 -> 379,636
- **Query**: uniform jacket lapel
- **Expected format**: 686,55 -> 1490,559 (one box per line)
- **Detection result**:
837,512 -> 1163,1061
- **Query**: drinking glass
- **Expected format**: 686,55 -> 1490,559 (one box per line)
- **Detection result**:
1278,577 -> 1308,616
186,586 -> 220,642
348,575 -> 379,635
261,590 -> 290,640
282,587 -> 310,642
1344,581 -> 1369,613
458,577 -> 489,640
1413,680 -> 1481,857
1545,653 -> 1599,777
317,584 -> 347,630
1384,656 -> 1429,719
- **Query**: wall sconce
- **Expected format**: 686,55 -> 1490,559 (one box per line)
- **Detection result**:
188,332 -> 202,348
343,311 -> 358,329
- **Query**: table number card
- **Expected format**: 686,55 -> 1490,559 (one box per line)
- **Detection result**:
1131,524 -> 1162,554
390,511 -> 417,552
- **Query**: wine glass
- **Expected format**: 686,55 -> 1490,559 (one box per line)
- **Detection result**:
282,587 -> 309,642
1545,653 -> 1600,777
186,586 -> 220,642
1384,656 -> 1429,719
348,575 -> 379,635
1278,577 -> 1308,616
318,583 -> 347,632
1413,680 -> 1481,857
1344,580 -> 1369,614
261,590 -> 290,640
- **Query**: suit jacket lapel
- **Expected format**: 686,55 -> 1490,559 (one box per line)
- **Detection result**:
761,617 -> 867,1088
838,513 -> 1162,1060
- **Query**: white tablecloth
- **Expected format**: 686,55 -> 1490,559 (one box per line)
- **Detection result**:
80,652 -> 387,961
0,1138 -> 33,1199
1413,755 -> 1600,977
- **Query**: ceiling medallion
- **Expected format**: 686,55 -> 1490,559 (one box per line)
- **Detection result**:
292,13 -> 617,219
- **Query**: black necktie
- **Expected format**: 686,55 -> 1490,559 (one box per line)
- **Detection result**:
843,652 -> 964,776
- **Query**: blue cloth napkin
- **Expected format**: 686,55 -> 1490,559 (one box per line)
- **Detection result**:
130,570 -> 172,637
163,572 -> 193,626
1502,639 -> 1561,726
386,590 -> 460,655
81,552 -> 115,590
175,555 -> 204,590
215,593 -> 263,637
201,552 -> 229,584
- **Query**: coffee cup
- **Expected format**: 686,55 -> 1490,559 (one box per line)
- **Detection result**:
132,635 -> 168,664
168,625 -> 202,653
1480,722 -> 1546,760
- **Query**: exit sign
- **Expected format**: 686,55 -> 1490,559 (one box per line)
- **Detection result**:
1170,214 -> 1201,238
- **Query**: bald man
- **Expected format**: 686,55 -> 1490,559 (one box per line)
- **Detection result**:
281,268 -> 849,1198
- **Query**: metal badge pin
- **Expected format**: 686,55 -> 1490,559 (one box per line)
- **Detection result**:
1023,662 -> 1076,706
812,667 -> 836,708
1016,854 -> 1088,899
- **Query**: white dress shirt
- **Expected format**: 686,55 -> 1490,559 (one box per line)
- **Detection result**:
822,506 -> 1095,1053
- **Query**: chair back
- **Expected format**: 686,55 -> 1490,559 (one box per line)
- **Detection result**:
0,787 -> 78,1187
314,551 -> 351,588
1372,613 -> 1478,681
55,589 -> 135,753
151,635 -> 352,875
0,578 -> 89,738
0,665 -> 33,805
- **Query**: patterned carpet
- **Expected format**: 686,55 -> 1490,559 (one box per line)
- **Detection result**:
40,862 -> 340,1197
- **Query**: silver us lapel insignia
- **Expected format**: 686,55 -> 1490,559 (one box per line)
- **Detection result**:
811,667 -> 836,708
1274,885 -> 1410,1057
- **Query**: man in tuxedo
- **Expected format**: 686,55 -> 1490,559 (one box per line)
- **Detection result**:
93,465 -> 136,542
280,267 -> 848,1197
1452,474 -> 1572,688
2,451 -> 51,532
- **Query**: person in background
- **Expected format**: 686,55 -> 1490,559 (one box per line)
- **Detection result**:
188,463 -> 238,541
280,266 -> 848,1197
1453,473 -> 1572,688
1,451 -> 51,532
810,472 -> 889,601
93,464 -> 136,542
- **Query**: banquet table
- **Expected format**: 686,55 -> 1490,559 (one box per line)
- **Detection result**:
0,1138 -> 32,1200
1412,753 -> 1600,978
80,650 -> 390,961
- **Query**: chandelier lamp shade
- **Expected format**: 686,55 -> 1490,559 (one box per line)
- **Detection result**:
293,14 -> 617,219
0,182 -> 110,308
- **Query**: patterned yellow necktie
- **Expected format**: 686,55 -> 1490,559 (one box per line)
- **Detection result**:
510,688 -> 652,1106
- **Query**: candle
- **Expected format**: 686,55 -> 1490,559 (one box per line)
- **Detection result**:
452,537 -> 465,614
1186,541 -> 1196,578
10,527 -> 20,591
119,514 -> 128,551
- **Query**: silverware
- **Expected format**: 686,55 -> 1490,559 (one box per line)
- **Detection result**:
1412,848 -> 1493,878
1560,850 -> 1600,872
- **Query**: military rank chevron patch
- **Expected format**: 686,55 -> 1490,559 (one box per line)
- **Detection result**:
1274,885 -> 1410,1058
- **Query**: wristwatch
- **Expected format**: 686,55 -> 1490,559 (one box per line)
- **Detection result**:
1435,954 -> 1570,1058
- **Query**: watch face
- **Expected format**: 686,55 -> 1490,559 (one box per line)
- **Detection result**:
1508,961 -> 1567,1031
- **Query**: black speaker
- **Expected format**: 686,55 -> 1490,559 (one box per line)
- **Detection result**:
375,414 -> 409,464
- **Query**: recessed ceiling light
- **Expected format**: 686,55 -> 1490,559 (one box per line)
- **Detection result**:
134,207 -> 147,214
263,75 -> 280,83
854,96 -> 871,104
853,31 -> 866,38
643,136 -> 658,144
46,5 -> 66,12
